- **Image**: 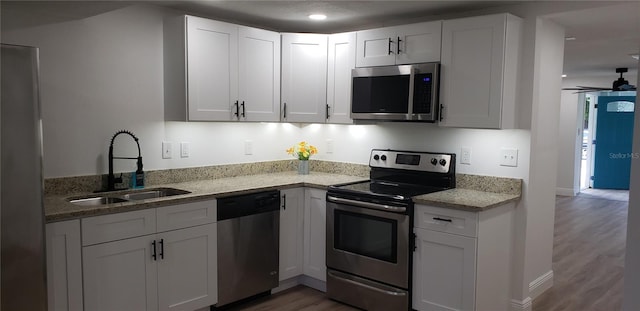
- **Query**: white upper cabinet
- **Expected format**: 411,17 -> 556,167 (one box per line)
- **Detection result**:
356,21 -> 442,67
327,32 -> 356,124
164,15 -> 280,122
281,33 -> 328,123
238,26 -> 281,122
439,13 -> 522,129
186,17 -> 238,121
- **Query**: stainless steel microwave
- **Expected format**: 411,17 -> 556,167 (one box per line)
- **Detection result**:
351,62 -> 440,122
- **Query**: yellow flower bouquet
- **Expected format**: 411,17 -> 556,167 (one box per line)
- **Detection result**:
286,141 -> 318,161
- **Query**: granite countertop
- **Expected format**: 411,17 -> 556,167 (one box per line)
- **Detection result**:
413,188 -> 521,212
45,171 -> 367,222
45,171 -> 522,222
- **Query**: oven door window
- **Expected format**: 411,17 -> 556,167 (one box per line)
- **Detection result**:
334,210 -> 398,263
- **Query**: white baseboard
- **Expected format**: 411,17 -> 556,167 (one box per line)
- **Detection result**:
511,297 -> 532,311
556,187 -> 577,196
529,270 -> 554,299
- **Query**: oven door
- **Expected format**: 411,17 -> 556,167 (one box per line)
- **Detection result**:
326,195 -> 410,289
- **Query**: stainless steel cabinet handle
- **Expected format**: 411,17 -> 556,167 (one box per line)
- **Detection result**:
327,195 -> 407,213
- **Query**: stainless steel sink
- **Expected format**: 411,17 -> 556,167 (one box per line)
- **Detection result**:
68,187 -> 191,206
68,196 -> 129,206
118,187 -> 191,201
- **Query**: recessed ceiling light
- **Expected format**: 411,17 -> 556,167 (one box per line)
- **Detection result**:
631,54 -> 639,60
565,37 -> 576,41
562,74 -> 567,78
309,14 -> 327,21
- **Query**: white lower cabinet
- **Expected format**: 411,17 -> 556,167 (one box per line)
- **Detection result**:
303,188 -> 327,281
157,224 -> 217,311
81,200 -> 218,311
413,203 -> 515,311
279,188 -> 305,281
413,228 -> 476,311
46,220 -> 83,311
83,234 -> 159,311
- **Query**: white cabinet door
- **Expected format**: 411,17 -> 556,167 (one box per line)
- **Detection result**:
356,26 -> 397,67
439,14 -> 521,129
395,21 -> 442,65
356,21 -> 441,67
327,32 -> 356,124
281,33 -> 328,123
239,26 -> 281,122
186,16 -> 238,121
303,188 -> 327,281
83,234 -> 158,311
413,228 -> 476,311
157,223 -> 217,311
46,220 -> 83,311
279,188 -> 305,281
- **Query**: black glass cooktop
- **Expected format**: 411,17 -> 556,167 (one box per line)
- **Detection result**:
330,180 -> 447,201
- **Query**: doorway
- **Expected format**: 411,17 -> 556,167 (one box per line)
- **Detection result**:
580,92 -> 636,190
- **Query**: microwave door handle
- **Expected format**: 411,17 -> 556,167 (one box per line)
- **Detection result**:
407,67 -> 416,119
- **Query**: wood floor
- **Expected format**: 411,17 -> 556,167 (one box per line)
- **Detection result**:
224,193 -> 628,311
533,192 -> 628,311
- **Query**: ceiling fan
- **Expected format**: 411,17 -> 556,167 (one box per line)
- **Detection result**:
563,67 -> 637,93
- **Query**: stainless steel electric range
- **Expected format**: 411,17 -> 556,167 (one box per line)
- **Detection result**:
326,149 -> 456,311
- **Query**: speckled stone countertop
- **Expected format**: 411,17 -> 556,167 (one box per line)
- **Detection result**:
413,189 -> 521,212
45,167 -> 523,222
45,172 -> 367,222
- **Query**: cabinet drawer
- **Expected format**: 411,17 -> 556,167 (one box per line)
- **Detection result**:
156,200 -> 216,232
82,209 -> 156,246
414,205 -> 478,238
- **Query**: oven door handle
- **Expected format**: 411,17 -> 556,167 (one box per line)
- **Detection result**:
327,195 -> 407,213
328,270 -> 408,297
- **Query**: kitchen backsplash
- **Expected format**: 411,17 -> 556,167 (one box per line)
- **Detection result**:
44,160 -> 370,195
45,160 -> 521,197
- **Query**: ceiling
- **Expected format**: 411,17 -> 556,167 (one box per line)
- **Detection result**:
2,1 -> 639,83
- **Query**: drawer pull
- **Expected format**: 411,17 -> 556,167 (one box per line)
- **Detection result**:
433,217 -> 452,223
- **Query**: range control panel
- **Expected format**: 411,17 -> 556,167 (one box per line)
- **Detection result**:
369,149 -> 454,173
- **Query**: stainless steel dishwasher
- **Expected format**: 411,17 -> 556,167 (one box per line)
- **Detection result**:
216,190 -> 280,307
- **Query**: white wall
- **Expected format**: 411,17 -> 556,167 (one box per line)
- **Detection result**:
556,89 -> 583,196
1,4 -> 530,180
622,58 -> 640,311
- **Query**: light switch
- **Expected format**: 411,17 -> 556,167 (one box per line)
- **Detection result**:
180,142 -> 189,158
244,140 -> 253,155
500,148 -> 518,167
162,141 -> 172,159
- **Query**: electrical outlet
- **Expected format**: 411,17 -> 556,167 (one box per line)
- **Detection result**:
180,142 -> 189,158
326,139 -> 334,154
162,141 -> 172,159
244,140 -> 253,155
461,147 -> 471,165
500,148 -> 518,167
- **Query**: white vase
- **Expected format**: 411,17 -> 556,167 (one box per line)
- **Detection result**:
298,160 -> 309,175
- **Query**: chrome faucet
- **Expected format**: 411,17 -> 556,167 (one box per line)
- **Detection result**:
108,130 -> 143,191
